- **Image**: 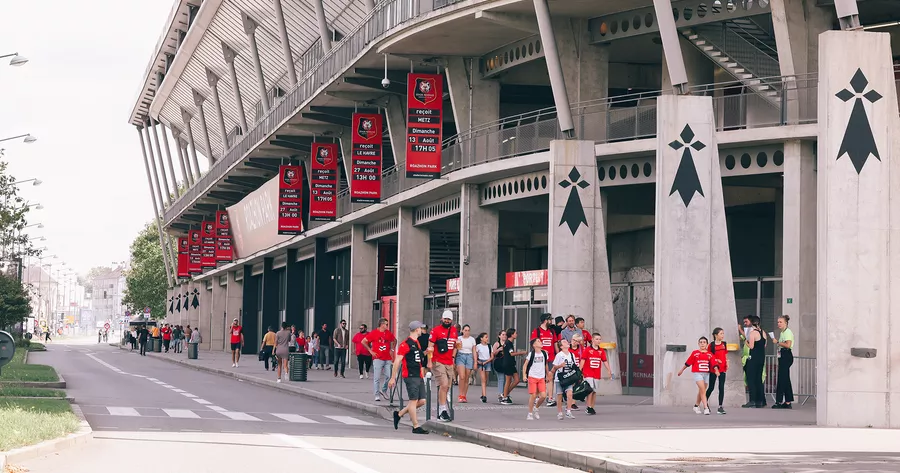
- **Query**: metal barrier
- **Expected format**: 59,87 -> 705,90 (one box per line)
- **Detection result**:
424,371 -> 454,421
764,354 -> 816,405
388,370 -> 405,408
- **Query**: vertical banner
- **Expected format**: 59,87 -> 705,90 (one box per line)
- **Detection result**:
215,210 -> 233,262
200,221 -> 216,268
310,142 -> 339,221
188,230 -> 202,274
177,237 -> 189,278
406,73 -> 444,178
278,164 -> 303,235
350,113 -> 383,203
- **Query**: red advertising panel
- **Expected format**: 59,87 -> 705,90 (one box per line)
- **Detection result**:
446,277 -> 460,293
310,142 -> 339,221
188,230 -> 202,274
215,210 -> 233,262
406,73 -> 443,178
200,221 -> 216,268
177,237 -> 189,278
619,353 -> 654,388
504,269 -> 549,288
278,165 -> 303,235
350,113 -> 382,203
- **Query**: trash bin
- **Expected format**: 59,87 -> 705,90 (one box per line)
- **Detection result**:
290,353 -> 307,382
187,342 -> 198,360
153,338 -> 162,352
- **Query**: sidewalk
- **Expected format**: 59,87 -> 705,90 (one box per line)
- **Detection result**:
126,346 -> 900,473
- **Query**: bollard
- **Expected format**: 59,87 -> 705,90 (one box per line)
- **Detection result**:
424,372 -> 433,421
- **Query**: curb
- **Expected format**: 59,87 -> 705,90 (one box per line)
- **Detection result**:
0,403 -> 93,470
3,355 -> 66,389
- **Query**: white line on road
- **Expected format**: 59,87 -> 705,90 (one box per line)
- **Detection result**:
271,413 -> 317,423
220,411 -> 261,421
163,409 -> 201,419
209,406 -> 227,412
180,429 -> 202,432
86,354 -> 130,375
180,393 -> 198,398
107,407 -> 140,416
193,399 -> 211,405
324,415 -> 374,426
161,385 -> 175,388
139,427 -> 161,431
172,389 -> 186,393
274,434 -> 382,473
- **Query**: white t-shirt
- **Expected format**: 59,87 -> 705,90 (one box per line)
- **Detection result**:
458,336 -> 477,354
553,351 -> 576,369
527,351 -> 547,379
475,344 -> 491,361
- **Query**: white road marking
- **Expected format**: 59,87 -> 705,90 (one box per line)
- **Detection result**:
147,378 -> 158,381
107,407 -> 140,416
180,393 -> 198,398
139,427 -> 161,431
193,399 -> 211,405
86,354 -> 130,375
162,409 -> 201,419
274,434 -> 382,473
180,429 -> 202,432
161,385 -> 175,388
209,406 -> 227,412
325,415 -> 374,426
172,389 -> 186,393
271,413 -> 317,423
220,411 -> 261,421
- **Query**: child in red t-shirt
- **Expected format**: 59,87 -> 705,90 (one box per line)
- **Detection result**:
677,336 -> 720,415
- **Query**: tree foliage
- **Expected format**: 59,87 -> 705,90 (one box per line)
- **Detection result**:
122,222 -> 166,319
0,158 -> 40,261
0,271 -> 31,329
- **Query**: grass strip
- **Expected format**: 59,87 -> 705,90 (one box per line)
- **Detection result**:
0,386 -> 66,398
0,349 -> 59,383
0,399 -> 79,452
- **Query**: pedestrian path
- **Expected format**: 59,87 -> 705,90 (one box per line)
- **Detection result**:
80,405 -> 375,426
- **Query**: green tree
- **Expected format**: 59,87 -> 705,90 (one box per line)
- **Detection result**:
0,271 -> 31,329
122,222 -> 166,319
0,158 -> 40,262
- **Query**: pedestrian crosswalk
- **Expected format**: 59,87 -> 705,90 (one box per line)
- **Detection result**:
86,406 -> 376,426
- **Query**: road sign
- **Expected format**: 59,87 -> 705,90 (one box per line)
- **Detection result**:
143,307 -> 151,316
104,323 -> 110,331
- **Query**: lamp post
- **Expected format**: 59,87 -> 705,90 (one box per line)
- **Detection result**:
0,53 -> 29,67
13,178 -> 42,186
0,134 -> 37,144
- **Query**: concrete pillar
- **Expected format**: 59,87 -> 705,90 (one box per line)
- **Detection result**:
653,95 -> 743,407
242,13 -> 269,114
546,140 -> 621,395
444,57 -> 500,135
350,224 -> 377,338
396,207 -> 429,339
241,265 -> 260,354
192,90 -> 216,166
211,276 -> 226,351
458,184 -> 497,329
166,288 -> 174,323
557,20 -> 609,104
199,283 -> 212,351
272,0 -> 298,85
188,281 -> 200,334
182,109 -> 203,178
816,30 -> 900,428
225,270 -> 244,352
285,249 -> 304,330
661,36 -> 713,92
206,69 -> 230,151
149,119 -> 174,205
384,95 -> 406,164
222,44 -> 249,133
261,258 -> 279,332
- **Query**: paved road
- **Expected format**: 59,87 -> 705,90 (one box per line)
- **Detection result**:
17,339 -> 576,473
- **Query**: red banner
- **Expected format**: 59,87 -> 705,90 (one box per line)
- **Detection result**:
350,113 -> 382,203
504,269 -> 549,288
310,142 -> 338,221
177,237 -> 189,278
215,210 -> 233,262
619,353 -> 654,388
188,230 -> 202,274
200,221 -> 216,268
278,165 -> 303,235
406,73 -> 443,178
446,278 -> 460,293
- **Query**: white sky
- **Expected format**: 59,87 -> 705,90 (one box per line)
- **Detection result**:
0,0 -> 184,275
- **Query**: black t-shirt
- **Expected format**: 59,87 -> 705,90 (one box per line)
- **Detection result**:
139,329 -> 149,341
318,329 -> 330,346
500,340 -> 517,375
417,333 -> 430,355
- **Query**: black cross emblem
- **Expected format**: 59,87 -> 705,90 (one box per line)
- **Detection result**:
558,166 -> 590,236
668,125 -> 705,208
191,289 -> 200,309
836,69 -> 882,174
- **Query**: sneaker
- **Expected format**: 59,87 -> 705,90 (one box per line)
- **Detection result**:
781,403 -> 792,409
772,403 -> 784,409
458,396 -> 467,403
533,410 -> 540,420
235,363 -> 239,368
360,374 -> 364,379
703,408 -> 710,415
438,411 -> 451,422
365,372 -> 369,379
570,404 -> 579,410
393,411 -> 401,430
557,412 -> 564,420
741,402 -> 755,408
500,397 -> 513,405
526,413 -> 534,421
380,391 -> 389,400
586,407 -> 596,415
546,399 -> 557,407
565,410 -> 575,419
232,363 -> 236,368
481,396 -> 487,403
412,426 -> 429,434
693,405 -> 702,414
717,406 -> 726,415
276,379 -> 281,383
375,394 -> 382,402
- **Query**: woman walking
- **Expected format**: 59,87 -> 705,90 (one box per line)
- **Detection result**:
742,315 -> 767,408
260,326 -> 276,371
492,330 -> 508,403
310,332 -> 322,369
500,328 -> 526,405
274,322 -> 292,382
706,328 -> 728,414
548,339 -> 577,420
455,325 -> 476,403
475,332 -> 493,403
773,315 -> 794,409
678,336 -> 719,415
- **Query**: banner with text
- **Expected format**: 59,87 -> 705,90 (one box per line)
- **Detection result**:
188,230 -> 202,274
310,142 -> 339,221
351,113 -> 383,203
406,73 -> 443,178
201,221 -> 216,268
215,210 -> 233,262
505,269 -> 548,288
177,237 -> 189,278
278,165 -> 303,235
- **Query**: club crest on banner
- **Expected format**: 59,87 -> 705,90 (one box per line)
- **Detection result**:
357,117 -> 378,141
282,167 -> 300,186
413,77 -> 438,105
316,145 -> 335,167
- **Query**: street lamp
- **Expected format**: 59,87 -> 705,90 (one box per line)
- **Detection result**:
28,236 -> 45,242
0,134 -> 37,144
24,223 -> 43,229
24,203 -> 43,210
0,53 -> 29,67
13,178 -> 41,186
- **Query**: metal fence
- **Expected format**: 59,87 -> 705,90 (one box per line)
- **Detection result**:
764,354 -> 816,405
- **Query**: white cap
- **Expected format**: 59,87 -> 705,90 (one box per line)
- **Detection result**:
441,310 -> 454,321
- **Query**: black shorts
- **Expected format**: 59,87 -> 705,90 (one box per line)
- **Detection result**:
231,342 -> 242,351
404,377 -> 425,401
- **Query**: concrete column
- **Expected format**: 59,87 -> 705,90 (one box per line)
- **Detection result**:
661,36 -> 713,92
136,126 -> 174,287
199,283 -> 212,351
555,21 -> 609,139
181,109 -> 203,178
158,122 -> 181,196
188,281 -> 200,334
272,0 -> 297,85
242,13 -> 269,114
261,258 -> 279,332
532,0 -> 573,135
458,184 -> 497,329
211,276 -> 226,351
350,225 -> 377,338
653,95 -> 743,407
816,30 -> 900,428
225,270 -> 244,352
192,90 -> 216,166
445,57 -> 500,135
652,0 -> 688,91
313,0 -> 332,53
546,140 -> 621,395
384,95 -> 406,164
149,119 -> 174,205
173,134 -> 192,186
206,69 -> 230,152
396,208 -> 429,339
144,122 -> 169,209
285,249 -> 304,329
222,44 -> 249,133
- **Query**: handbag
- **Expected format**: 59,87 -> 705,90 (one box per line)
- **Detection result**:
572,380 -> 594,402
258,350 -> 266,361
556,354 -> 582,388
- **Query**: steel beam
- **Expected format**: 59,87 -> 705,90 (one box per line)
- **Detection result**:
343,76 -> 405,95
137,126 -> 174,287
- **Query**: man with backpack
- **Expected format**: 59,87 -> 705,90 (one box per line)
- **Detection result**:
428,310 -> 458,422
531,314 -> 559,407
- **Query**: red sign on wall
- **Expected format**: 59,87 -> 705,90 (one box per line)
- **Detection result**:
215,210 -> 233,262
200,221 -> 216,268
177,237 -> 189,278
188,230 -> 202,274
278,165 -> 303,235
406,73 -> 443,178
350,113 -> 383,203
504,269 -> 549,288
446,278 -> 460,293
619,353 -> 654,388
310,142 -> 338,221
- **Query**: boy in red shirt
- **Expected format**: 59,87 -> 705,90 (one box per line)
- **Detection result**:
677,336 -> 720,415
229,318 -> 243,368
362,318 -> 396,402
389,321 -> 429,435
579,333 -> 615,415
531,313 -> 559,407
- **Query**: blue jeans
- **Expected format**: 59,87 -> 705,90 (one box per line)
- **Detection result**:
496,372 -> 506,398
373,358 -> 391,395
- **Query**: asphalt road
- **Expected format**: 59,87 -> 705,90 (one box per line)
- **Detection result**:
17,338 -> 576,473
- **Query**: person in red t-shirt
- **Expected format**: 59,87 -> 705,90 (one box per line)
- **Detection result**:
295,330 -> 307,354
677,336 -> 720,415
575,318 -> 592,343
229,318 -> 244,368
706,327 -> 729,415
388,321 -> 429,435
362,318 -> 396,401
579,333 -> 615,415
161,324 -> 172,353
428,310 -> 458,422
353,324 -> 372,380
531,313 -> 559,406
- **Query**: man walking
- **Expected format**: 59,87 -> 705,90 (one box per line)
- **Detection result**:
362,318 -> 396,401
560,315 -> 579,343
428,310 -> 458,422
390,321 -> 429,435
161,324 -> 172,353
138,326 -> 149,356
229,318 -> 244,367
353,324 -> 372,379
333,320 -> 349,378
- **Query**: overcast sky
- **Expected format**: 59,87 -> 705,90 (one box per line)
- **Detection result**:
0,0 -> 189,275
